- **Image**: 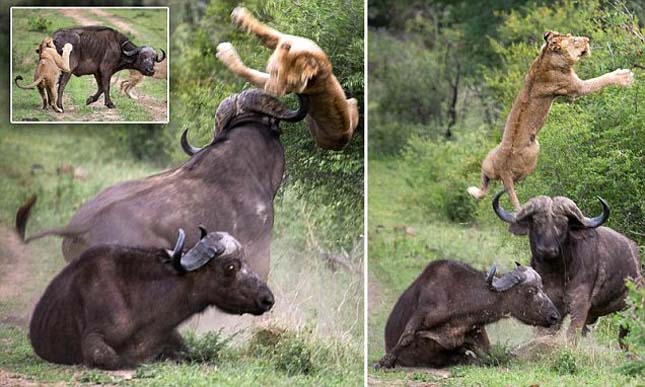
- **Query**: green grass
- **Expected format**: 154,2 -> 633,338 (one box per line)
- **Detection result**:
0,124 -> 362,385
367,158 -> 642,386
11,8 -> 167,122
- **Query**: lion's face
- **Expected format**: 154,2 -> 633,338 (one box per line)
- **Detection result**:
543,31 -> 590,65
265,39 -> 331,96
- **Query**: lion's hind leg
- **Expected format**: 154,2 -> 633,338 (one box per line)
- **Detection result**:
231,7 -> 283,49
467,173 -> 491,200
37,84 -> 48,109
500,174 -> 521,211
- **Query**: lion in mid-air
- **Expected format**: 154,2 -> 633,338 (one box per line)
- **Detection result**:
215,7 -> 359,150
14,37 -> 73,113
467,31 -> 634,210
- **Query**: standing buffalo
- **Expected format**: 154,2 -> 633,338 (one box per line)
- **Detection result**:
492,191 -> 642,337
376,260 -> 560,369
50,26 -> 165,110
30,227 -> 274,369
18,89 -> 307,281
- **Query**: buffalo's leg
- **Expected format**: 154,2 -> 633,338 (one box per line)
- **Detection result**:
86,73 -> 104,105
216,43 -> 269,88
464,327 -> 491,359
82,332 -> 122,370
101,71 -> 115,108
377,313 -> 426,369
157,330 -> 188,362
566,289 -> 592,339
56,72 -> 72,111
231,7 -> 282,49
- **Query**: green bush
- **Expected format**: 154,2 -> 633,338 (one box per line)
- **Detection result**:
27,15 -> 51,32
551,348 -> 580,375
613,280 -> 645,376
184,330 -> 234,364
249,327 -> 314,376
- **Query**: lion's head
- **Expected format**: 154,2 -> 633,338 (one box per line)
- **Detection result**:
542,31 -> 590,66
36,36 -> 55,55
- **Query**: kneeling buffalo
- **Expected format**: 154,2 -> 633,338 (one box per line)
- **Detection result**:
377,260 -> 560,369
492,191 -> 642,337
29,227 -> 274,369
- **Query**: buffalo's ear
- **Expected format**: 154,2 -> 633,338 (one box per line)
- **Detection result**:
509,221 -> 529,235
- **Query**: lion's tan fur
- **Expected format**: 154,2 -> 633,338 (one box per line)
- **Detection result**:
215,7 -> 358,150
468,31 -> 634,210
118,58 -> 167,100
14,37 -> 73,113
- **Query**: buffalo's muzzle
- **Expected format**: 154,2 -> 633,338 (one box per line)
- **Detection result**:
547,311 -> 561,326
257,290 -> 275,312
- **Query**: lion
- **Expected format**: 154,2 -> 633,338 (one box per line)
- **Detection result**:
14,37 -> 73,113
117,58 -> 167,100
467,31 -> 634,210
215,7 -> 359,150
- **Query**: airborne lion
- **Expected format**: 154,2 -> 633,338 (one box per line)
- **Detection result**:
467,31 -> 634,210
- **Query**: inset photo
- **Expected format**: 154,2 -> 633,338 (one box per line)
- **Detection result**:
10,7 -> 168,123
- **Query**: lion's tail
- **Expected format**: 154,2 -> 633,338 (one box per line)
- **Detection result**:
14,75 -> 44,90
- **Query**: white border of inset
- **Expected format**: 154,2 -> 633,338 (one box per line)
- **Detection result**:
10,6 -> 170,124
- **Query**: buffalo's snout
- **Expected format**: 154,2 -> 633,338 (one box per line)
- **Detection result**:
257,290 -> 275,312
535,245 -> 560,259
547,310 -> 561,326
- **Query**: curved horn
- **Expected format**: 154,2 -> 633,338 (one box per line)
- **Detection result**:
199,225 -> 208,239
180,128 -> 203,156
239,90 -> 310,123
180,233 -> 231,272
582,196 -> 610,228
165,228 -> 186,272
492,190 -> 516,223
155,48 -> 166,63
121,41 -> 141,57
486,264 -> 497,287
490,268 -> 526,292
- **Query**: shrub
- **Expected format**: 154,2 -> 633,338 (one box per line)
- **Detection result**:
27,16 -> 51,32
613,280 -> 645,376
551,348 -> 580,375
249,326 -> 315,376
184,330 -> 234,363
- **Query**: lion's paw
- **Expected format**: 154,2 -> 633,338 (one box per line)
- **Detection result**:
612,68 -> 634,87
216,42 -> 242,66
231,7 -> 251,27
63,43 -> 73,52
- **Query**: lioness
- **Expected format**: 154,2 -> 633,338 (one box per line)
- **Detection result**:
467,31 -> 634,210
14,37 -> 73,113
118,58 -> 167,99
216,7 -> 359,150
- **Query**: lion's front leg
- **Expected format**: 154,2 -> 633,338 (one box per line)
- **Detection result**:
571,69 -> 634,96
216,42 -> 269,88
231,7 -> 283,49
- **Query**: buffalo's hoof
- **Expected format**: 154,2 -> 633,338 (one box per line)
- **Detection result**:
86,97 -> 97,105
105,102 -> 116,109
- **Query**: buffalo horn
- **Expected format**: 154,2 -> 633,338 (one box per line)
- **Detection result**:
487,264 -> 526,292
156,48 -> 166,63
492,190 -> 516,223
180,128 -> 203,156
199,225 -> 208,239
165,228 -> 186,272
581,196 -> 610,228
239,89 -> 310,123
121,41 -> 141,57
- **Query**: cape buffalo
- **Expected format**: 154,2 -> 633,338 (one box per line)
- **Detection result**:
492,191 -> 642,337
376,260 -> 560,369
30,227 -> 273,370
50,26 -> 165,110
17,89 -> 307,281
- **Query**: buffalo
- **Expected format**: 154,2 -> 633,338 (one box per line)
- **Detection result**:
50,26 -> 165,110
492,191 -> 642,337
376,260 -> 560,369
30,227 -> 273,369
18,89 -> 307,281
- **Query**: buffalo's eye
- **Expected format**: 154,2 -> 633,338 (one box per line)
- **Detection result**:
227,264 -> 235,272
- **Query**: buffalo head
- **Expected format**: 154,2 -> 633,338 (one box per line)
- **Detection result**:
487,263 -> 560,327
166,227 -> 274,316
121,41 -> 165,76
492,190 -> 609,260
181,89 -> 309,156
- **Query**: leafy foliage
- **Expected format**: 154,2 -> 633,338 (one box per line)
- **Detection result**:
26,15 -> 51,32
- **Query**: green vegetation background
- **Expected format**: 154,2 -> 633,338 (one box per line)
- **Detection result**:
368,0 -> 644,385
0,0 -> 364,385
